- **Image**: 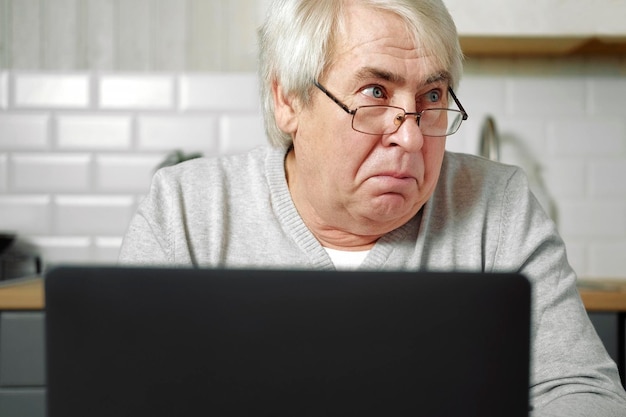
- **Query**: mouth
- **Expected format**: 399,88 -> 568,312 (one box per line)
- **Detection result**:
368,173 -> 417,190
382,172 -> 412,179
374,170 -> 416,180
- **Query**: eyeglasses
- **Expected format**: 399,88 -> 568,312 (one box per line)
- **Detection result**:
313,80 -> 468,137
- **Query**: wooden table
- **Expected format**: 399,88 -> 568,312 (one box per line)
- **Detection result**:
578,280 -> 626,312
0,277 -> 44,310
1,276 -> 626,312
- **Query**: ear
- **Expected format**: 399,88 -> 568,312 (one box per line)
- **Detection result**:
272,81 -> 299,135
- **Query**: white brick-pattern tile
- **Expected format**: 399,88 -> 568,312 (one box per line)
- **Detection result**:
180,74 -> 260,111
507,78 -> 587,117
589,241 -> 626,279
99,75 -> 175,109
0,113 -> 50,149
547,119 -> 624,157
457,75 -> 507,116
30,236 -> 92,267
14,74 -> 90,108
95,154 -> 164,193
589,159 -> 626,199
559,201 -> 626,238
54,195 -> 135,235
219,114 -> 266,155
11,153 -> 91,192
542,158 -> 587,199
57,114 -> 132,150
94,237 -> 124,264
0,196 -> 52,235
138,115 -> 219,153
588,78 -> 626,116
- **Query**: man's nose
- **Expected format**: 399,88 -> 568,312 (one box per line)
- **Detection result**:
383,112 -> 424,152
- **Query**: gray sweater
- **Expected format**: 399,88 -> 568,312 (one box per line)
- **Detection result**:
119,146 -> 626,416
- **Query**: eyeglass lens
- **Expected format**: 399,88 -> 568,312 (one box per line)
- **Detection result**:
353,107 -> 464,137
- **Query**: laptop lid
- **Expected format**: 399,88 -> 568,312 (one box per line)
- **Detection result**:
45,266 -> 531,417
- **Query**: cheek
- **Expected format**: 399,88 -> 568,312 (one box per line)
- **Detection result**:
298,113 -> 368,177
329,134 -> 375,179
310,137 -> 368,188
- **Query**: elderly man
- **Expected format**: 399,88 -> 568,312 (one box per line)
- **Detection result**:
119,0 -> 626,415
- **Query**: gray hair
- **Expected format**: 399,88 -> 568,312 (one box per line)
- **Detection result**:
258,0 -> 464,148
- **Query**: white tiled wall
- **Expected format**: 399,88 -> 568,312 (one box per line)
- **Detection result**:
0,71 -> 267,267
1,68 -> 625,280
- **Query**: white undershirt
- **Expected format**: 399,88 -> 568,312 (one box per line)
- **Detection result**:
323,247 -> 371,270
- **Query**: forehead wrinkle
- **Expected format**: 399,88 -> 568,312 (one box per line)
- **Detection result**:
354,67 -> 452,88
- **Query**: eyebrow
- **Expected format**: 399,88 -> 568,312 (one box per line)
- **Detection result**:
354,67 -> 451,87
355,67 -> 405,84
425,71 -> 451,85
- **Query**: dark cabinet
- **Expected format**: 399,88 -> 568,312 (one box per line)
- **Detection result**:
0,312 -> 46,417
588,312 -> 626,387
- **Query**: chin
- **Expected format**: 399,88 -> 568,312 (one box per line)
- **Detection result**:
362,195 -> 422,227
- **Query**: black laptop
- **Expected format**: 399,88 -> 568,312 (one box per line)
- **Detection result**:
45,266 -> 531,417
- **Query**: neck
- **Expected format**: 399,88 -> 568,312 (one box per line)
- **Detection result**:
311,227 -> 380,251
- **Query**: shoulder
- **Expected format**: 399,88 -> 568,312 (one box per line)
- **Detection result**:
441,151 -> 521,181
152,145 -> 280,189
429,151 -> 535,221
439,151 -> 529,197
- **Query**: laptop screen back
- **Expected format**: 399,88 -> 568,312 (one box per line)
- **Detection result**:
45,267 -> 530,417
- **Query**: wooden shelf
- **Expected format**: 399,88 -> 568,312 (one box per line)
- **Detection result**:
460,36 -> 626,57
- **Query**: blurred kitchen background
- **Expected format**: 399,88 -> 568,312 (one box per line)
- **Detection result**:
0,0 -> 625,280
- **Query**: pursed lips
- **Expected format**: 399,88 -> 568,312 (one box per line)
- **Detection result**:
371,168 -> 417,180
367,172 -> 418,190
377,171 -> 414,179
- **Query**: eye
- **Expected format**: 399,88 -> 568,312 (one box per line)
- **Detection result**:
426,90 -> 441,103
361,85 -> 387,99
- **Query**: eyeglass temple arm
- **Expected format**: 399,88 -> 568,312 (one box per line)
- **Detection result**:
448,87 -> 468,120
313,80 -> 356,115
